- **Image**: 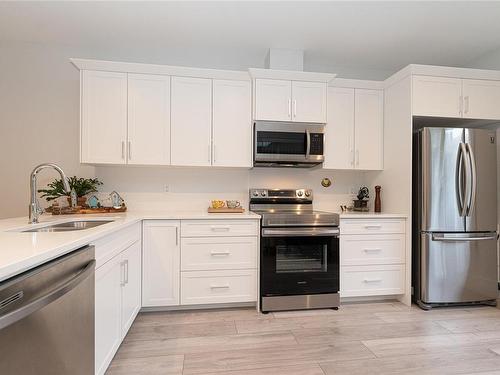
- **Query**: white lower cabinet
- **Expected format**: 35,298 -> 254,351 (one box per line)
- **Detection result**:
142,219 -> 259,308
142,220 -> 180,307
340,218 -> 406,298
94,228 -> 142,375
181,269 -> 257,305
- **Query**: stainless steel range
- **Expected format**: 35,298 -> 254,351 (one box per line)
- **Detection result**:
250,188 -> 340,313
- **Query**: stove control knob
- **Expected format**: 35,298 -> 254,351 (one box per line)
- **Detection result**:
305,190 -> 311,197
252,191 -> 259,197
261,191 -> 267,197
297,191 -> 303,197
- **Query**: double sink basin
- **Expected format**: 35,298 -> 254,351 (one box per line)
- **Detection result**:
21,220 -> 114,233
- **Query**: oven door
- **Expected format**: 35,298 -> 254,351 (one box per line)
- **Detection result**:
260,227 -> 339,296
254,122 -> 324,165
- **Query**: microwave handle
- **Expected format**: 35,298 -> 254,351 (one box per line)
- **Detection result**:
305,129 -> 311,158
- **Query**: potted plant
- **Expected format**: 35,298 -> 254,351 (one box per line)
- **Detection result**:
38,176 -> 103,207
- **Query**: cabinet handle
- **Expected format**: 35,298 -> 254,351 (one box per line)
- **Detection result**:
210,226 -> 230,232
125,259 -> 129,285
288,99 -> 292,118
121,141 -> 125,159
364,224 -> 382,229
363,278 -> 382,283
175,227 -> 178,246
459,95 -> 463,116
293,99 -> 297,117
464,96 -> 470,114
128,141 -> 131,160
210,284 -> 230,289
120,261 -> 126,286
210,251 -> 231,256
213,145 -> 216,163
363,248 -> 382,253
208,144 -> 211,162
356,150 -> 360,166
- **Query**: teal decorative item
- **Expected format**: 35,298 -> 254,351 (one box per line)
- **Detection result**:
109,191 -> 124,209
87,195 -> 100,208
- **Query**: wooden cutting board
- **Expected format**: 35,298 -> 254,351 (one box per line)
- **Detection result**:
207,207 -> 245,213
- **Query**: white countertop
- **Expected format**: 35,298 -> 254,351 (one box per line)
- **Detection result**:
338,212 -> 408,219
0,210 -> 260,283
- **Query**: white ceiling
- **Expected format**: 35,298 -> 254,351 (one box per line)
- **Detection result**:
1,1 -> 500,79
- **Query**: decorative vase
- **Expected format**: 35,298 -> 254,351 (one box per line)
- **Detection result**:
374,186 -> 381,213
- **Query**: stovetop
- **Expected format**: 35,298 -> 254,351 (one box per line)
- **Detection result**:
249,188 -> 339,228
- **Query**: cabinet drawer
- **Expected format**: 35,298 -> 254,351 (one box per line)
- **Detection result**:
341,234 -> 405,266
181,237 -> 257,271
93,222 -> 141,268
340,219 -> 405,235
181,220 -> 258,237
341,265 -> 404,297
181,270 -> 257,305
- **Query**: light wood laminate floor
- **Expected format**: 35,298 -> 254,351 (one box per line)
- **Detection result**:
106,302 -> 500,375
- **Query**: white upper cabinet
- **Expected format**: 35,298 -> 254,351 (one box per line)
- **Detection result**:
355,89 -> 384,170
254,79 -> 292,121
413,75 -> 500,120
127,74 -> 171,165
324,87 -> 355,169
254,79 -> 327,123
171,77 -> 212,166
324,87 -> 383,170
292,81 -> 327,123
412,76 -> 462,118
81,70 -> 127,164
212,79 -> 252,167
462,79 -> 500,120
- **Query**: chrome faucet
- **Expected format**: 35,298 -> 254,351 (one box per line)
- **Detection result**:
29,163 -> 71,224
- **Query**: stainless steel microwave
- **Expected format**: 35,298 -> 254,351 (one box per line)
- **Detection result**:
253,121 -> 325,168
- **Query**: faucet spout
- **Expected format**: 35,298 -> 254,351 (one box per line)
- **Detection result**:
29,163 -> 70,224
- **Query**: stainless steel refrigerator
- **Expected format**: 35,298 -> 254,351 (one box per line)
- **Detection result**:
413,127 -> 498,310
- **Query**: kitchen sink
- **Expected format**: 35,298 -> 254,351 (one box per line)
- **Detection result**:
22,220 -> 114,233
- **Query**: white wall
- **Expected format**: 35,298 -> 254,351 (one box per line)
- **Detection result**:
0,42 -> 94,219
95,166 -> 366,213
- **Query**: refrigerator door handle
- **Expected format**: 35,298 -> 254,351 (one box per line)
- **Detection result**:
456,143 -> 468,217
432,233 -> 497,242
465,143 -> 477,216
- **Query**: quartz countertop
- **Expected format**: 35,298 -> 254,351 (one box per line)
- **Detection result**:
0,210 -> 260,283
338,212 -> 408,219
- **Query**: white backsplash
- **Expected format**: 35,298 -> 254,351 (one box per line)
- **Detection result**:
95,166 -> 369,212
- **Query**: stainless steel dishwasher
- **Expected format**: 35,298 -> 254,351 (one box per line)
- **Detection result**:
0,245 -> 95,374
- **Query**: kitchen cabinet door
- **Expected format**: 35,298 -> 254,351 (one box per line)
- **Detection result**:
142,220 -> 180,307
128,74 -> 171,165
292,81 -> 327,123
323,87 -> 355,169
120,240 -> 141,339
81,70 -> 127,164
95,255 -> 122,375
171,77 -> 212,166
412,75 -> 462,118
254,79 -> 292,121
212,79 -> 252,167
462,79 -> 500,120
354,89 -> 384,170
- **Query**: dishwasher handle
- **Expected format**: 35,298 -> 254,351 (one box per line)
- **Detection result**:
0,259 -> 95,330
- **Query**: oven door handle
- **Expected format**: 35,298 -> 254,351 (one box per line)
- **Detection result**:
262,228 -> 339,237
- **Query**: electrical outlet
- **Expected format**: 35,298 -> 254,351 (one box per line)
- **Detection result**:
164,184 -> 169,192
350,186 -> 358,195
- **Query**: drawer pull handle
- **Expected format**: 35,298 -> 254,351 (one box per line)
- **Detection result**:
210,251 -> 231,256
210,285 -> 230,289
211,226 -> 230,232
363,278 -> 382,283
364,225 -> 382,229
363,248 -> 382,253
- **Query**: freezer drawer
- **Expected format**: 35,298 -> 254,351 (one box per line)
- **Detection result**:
420,232 -> 498,305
